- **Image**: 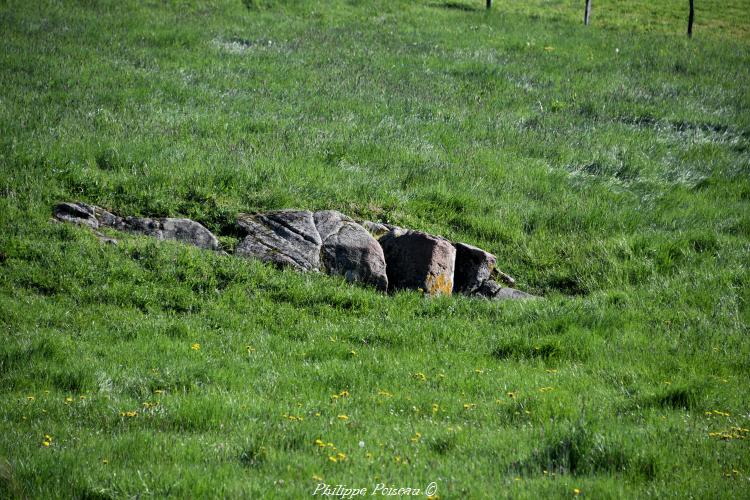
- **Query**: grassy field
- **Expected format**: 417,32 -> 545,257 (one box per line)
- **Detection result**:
1,0 -> 749,497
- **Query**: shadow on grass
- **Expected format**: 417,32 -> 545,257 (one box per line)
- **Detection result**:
510,425 -> 657,479
430,2 -> 481,12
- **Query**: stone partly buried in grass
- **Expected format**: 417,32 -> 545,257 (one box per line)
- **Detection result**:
378,229 -> 456,296
314,210 -> 388,292
54,202 -> 534,300
235,209 -> 389,291
53,202 -> 220,250
236,210 -> 322,271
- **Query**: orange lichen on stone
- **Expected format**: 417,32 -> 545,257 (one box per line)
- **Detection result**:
426,273 -> 453,296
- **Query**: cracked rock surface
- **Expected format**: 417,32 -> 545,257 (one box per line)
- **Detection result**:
236,210 -> 322,271
54,202 -> 220,250
314,211 -> 388,291
54,202 -> 536,300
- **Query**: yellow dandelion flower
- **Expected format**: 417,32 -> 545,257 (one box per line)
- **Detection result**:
350,350 -> 357,357
414,372 -> 427,381
538,387 -> 553,393
410,432 -> 422,443
26,396 -> 35,401
102,459 -> 108,464
377,389 -> 393,397
507,391 -> 517,399
337,414 -> 349,421
432,403 -> 439,413
474,368 -> 484,374
191,343 -> 201,350
366,452 -> 373,459
64,397 -> 73,404
42,441 -> 50,447
574,488 -> 581,495
246,345 -> 256,352
336,452 -> 346,460
314,439 -> 326,448
463,403 -> 476,410
338,390 -> 350,398
154,389 -> 165,395
328,456 -> 337,463
312,474 -> 323,481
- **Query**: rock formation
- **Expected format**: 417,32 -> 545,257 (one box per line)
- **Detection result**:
54,202 -> 536,300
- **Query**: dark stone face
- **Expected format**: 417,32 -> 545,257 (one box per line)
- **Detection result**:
453,242 -> 497,294
379,229 -> 455,296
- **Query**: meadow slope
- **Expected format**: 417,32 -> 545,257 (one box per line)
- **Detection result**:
1,0 -> 749,498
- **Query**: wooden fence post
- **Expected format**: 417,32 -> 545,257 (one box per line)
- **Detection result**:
688,0 -> 694,37
487,0 -> 492,9
584,0 -> 592,25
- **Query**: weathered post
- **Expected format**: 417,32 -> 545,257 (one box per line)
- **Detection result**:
688,0 -> 695,37
486,0 -> 492,9
584,0 -> 592,25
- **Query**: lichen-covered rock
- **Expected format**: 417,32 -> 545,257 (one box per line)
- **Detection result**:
474,280 -> 536,300
54,202 -> 220,251
359,221 -> 400,240
453,242 -> 497,294
379,229 -> 456,296
236,210 -> 322,271
314,211 -> 388,291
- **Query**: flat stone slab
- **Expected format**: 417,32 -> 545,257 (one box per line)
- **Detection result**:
379,229 -> 456,296
122,217 -> 220,250
54,202 -> 220,250
236,210 -> 322,272
474,279 -> 536,300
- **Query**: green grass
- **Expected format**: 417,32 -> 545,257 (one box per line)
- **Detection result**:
1,0 -> 749,497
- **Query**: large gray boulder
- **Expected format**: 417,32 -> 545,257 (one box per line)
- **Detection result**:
379,229 -> 456,296
235,210 -> 322,272
53,202 -> 220,251
314,211 -> 388,291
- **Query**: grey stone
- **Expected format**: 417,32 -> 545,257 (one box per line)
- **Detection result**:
236,210 -> 321,271
53,202 -> 99,229
474,280 -> 536,300
121,217 -> 220,251
314,211 -> 388,291
54,202 -> 220,251
453,242 -> 497,294
379,229 -> 456,296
